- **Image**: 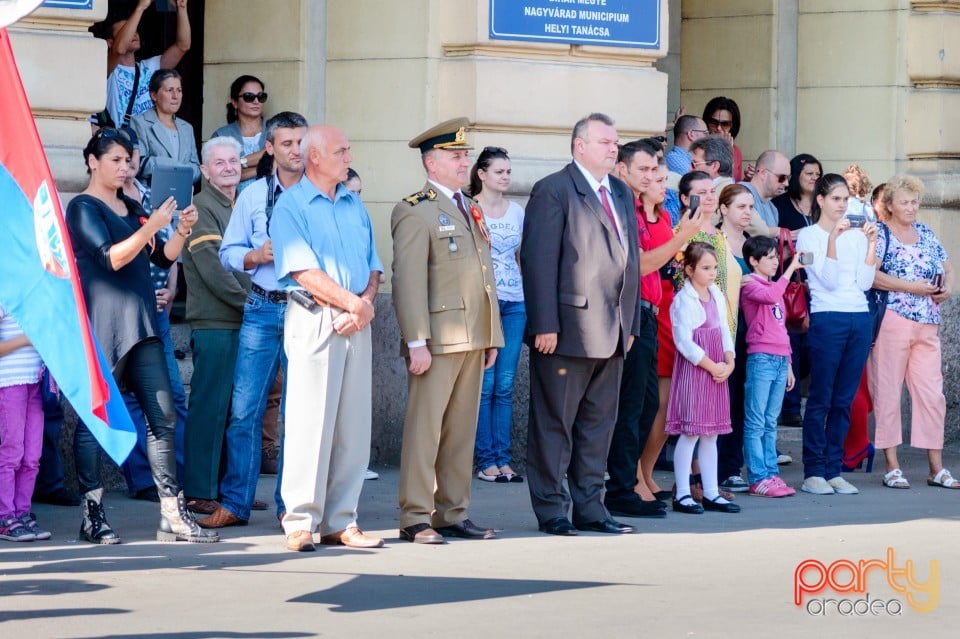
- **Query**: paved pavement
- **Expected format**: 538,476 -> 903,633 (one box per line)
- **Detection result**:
1,447 -> 957,639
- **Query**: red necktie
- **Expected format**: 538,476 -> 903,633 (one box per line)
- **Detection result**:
599,185 -> 621,242
452,192 -> 471,226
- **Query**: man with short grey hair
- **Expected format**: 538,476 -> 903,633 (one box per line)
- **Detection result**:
522,113 -> 641,537
181,136 -> 251,514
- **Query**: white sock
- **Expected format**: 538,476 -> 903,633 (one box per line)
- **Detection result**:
699,435 -> 728,503
674,435 -> 698,504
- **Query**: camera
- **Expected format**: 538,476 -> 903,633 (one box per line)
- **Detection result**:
799,252 -> 814,266
846,215 -> 866,228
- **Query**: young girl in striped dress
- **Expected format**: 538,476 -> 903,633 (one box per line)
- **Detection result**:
666,243 -> 740,514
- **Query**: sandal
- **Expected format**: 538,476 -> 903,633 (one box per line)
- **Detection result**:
927,468 -> 960,489
882,468 -> 910,489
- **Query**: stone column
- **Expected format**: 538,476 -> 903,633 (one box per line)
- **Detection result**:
8,0 -> 108,195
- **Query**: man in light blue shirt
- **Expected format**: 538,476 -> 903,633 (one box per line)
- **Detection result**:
270,125 -> 384,552
665,115 -> 707,176
200,112 -> 308,530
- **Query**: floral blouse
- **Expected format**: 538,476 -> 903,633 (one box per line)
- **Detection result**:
876,222 -> 948,325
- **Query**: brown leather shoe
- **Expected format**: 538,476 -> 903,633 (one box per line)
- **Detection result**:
286,530 -> 315,552
320,527 -> 384,548
399,523 -> 445,544
185,496 -> 220,515
197,506 -> 246,529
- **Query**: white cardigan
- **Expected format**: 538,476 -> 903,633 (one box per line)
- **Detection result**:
670,282 -> 735,365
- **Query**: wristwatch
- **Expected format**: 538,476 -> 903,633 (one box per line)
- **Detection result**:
240,156 -> 248,169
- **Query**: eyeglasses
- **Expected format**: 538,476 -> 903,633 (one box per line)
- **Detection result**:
652,136 -> 667,144
706,117 -> 733,130
690,129 -> 708,136
482,146 -> 509,156
691,160 -> 711,169
240,92 -> 269,103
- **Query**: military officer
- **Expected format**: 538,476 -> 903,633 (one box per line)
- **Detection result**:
392,117 -> 505,544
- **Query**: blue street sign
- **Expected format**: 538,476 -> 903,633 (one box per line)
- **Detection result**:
490,0 -> 661,49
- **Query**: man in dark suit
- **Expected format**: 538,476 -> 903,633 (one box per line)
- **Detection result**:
521,113 -> 643,536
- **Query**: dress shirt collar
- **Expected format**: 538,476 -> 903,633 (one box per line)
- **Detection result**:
298,173 -> 354,204
573,159 -> 613,195
426,179 -> 461,203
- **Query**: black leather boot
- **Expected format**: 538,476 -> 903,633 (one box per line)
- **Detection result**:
79,488 -> 121,545
157,491 -> 219,543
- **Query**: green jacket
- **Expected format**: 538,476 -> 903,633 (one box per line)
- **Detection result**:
182,178 -> 251,329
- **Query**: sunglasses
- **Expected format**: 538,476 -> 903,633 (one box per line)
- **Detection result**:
482,146 -> 509,156
706,117 -> 733,129
240,92 -> 269,103
96,127 -> 131,143
766,170 -> 790,184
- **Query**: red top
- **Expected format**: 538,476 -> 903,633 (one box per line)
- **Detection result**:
636,201 -> 673,307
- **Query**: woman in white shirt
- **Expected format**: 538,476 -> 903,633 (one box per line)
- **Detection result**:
795,173 -> 877,496
468,147 -> 526,483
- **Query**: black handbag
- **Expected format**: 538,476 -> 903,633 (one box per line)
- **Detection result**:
867,224 -> 890,346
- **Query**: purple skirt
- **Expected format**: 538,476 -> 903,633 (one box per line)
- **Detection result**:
665,313 -> 732,436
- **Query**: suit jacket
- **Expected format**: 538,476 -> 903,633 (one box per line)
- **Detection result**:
391,182 -> 504,356
521,163 -> 642,359
131,107 -> 201,185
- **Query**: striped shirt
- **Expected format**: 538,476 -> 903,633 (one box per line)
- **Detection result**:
0,305 -> 42,388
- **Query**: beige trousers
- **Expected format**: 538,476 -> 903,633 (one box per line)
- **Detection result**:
398,349 -> 484,529
280,302 -> 371,536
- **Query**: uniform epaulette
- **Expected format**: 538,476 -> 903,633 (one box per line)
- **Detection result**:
404,188 -> 438,206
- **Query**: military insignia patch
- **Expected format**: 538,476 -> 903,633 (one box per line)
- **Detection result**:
404,189 -> 439,206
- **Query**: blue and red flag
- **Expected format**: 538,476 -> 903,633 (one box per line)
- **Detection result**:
0,27 -> 136,465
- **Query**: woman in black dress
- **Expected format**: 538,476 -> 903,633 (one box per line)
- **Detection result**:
66,128 -> 216,544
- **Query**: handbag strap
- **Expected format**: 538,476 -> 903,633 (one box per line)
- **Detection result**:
777,227 -> 795,279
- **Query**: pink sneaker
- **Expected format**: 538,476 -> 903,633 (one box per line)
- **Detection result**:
771,476 -> 796,496
750,477 -> 793,497
749,478 -> 779,497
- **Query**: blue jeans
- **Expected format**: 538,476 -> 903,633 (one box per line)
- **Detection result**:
475,300 -> 526,469
743,353 -> 789,484
801,312 -> 872,480
121,308 -> 187,493
218,293 -> 287,521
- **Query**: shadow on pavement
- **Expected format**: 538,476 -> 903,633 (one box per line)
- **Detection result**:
290,573 -> 634,612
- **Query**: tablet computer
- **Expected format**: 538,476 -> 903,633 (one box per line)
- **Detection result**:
151,165 -> 193,210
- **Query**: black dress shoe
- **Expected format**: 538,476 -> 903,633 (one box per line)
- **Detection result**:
653,490 -> 673,501
538,516 -> 578,536
435,518 -> 496,539
605,497 -> 667,519
574,518 -> 634,534
672,496 -> 705,514
399,523 -> 445,544
701,496 -> 741,513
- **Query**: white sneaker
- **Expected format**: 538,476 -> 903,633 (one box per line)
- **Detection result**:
777,453 -> 793,465
827,476 -> 859,495
801,476 -> 835,495
364,469 -> 379,481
